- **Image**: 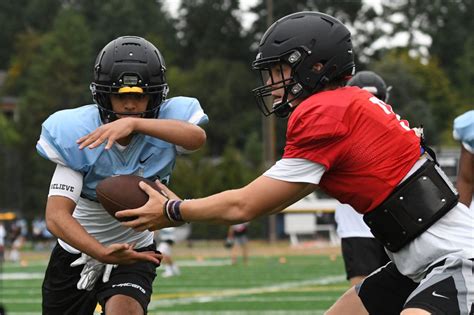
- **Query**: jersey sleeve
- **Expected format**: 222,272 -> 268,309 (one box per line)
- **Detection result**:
283,111 -> 348,169
159,97 -> 209,126
453,110 -> 474,153
36,106 -> 102,172
159,97 -> 209,154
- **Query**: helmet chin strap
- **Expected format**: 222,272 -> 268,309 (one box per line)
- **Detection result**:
272,103 -> 289,118
273,86 -> 303,118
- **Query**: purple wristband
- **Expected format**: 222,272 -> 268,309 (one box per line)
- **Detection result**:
165,200 -> 184,222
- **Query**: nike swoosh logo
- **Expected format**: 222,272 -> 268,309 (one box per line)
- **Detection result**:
140,154 -> 153,164
431,291 -> 449,299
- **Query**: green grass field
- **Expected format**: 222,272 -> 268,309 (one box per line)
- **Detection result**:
0,241 -> 348,314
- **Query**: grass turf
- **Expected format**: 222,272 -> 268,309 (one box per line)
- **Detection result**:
0,244 -> 348,314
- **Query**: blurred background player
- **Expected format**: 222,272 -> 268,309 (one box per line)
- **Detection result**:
453,110 -> 474,209
36,36 -> 207,314
6,219 -> 26,265
334,71 -> 391,286
226,222 -> 250,265
156,227 -> 180,278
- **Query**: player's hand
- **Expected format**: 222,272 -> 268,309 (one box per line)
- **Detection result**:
70,253 -> 117,290
117,181 -> 183,231
77,117 -> 137,150
98,243 -> 162,266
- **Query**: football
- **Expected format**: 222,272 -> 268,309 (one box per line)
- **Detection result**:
96,175 -> 160,222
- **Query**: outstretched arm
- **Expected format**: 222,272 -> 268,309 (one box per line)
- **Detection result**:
117,175 -> 317,231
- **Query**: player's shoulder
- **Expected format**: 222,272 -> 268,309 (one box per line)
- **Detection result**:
291,88 -> 358,124
453,110 -> 474,149
43,104 -> 100,133
160,96 -> 200,114
453,110 -> 474,134
159,96 -> 208,124
38,105 -> 102,170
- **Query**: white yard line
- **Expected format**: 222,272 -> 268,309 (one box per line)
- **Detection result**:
0,272 -> 44,280
149,275 -> 345,308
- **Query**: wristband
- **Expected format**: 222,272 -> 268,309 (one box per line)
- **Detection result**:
163,199 -> 185,222
163,200 -> 172,222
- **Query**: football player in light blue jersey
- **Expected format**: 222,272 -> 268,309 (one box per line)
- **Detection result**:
36,36 -> 208,315
453,110 -> 474,208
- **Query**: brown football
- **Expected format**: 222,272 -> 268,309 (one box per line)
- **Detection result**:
96,175 -> 160,222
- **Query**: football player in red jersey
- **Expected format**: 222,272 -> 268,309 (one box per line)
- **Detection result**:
118,12 -> 474,315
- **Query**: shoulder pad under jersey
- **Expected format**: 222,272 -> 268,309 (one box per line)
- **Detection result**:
159,97 -> 209,125
453,110 -> 474,153
36,105 -> 104,172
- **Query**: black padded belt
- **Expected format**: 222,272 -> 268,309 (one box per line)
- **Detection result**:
363,159 -> 458,252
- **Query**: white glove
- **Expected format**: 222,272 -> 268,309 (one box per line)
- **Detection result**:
70,253 -> 117,291
102,263 -> 117,283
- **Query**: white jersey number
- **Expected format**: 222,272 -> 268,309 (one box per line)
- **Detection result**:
370,96 -> 411,131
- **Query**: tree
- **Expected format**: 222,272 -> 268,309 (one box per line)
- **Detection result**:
167,59 -> 259,155
14,9 -> 93,219
0,0 -> 62,69
176,0 -> 253,68
0,114 -> 21,210
372,50 -> 461,145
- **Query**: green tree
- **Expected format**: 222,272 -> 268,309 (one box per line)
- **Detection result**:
176,0 -> 253,67
0,0 -> 61,68
0,114 -> 21,210
454,35 -> 474,110
14,9 -> 93,219
167,59 -> 259,155
372,51 -> 461,145
379,0 -> 473,97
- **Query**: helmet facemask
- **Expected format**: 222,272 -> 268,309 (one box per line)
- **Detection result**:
91,75 -> 169,123
252,50 -> 306,118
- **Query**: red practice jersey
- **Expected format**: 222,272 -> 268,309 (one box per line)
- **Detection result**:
283,86 -> 421,214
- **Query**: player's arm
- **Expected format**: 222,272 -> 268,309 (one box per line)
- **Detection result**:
181,176 -> 316,224
46,195 -> 106,258
46,164 -> 161,265
45,164 -> 108,258
457,145 -> 474,207
118,175 -> 317,231
117,158 -> 323,231
77,117 -> 206,151
133,118 -> 206,150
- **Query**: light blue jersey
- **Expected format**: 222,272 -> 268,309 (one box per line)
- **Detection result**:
37,97 -> 208,201
36,97 -> 207,251
453,110 -> 474,153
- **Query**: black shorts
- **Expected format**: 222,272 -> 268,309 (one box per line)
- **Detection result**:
340,237 -> 390,280
42,242 -> 159,315
358,259 -> 474,315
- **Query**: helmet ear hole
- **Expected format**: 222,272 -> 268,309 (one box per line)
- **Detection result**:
311,63 -> 324,73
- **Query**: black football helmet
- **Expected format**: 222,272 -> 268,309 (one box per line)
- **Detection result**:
252,11 -> 355,118
91,36 -> 169,123
347,71 -> 391,102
